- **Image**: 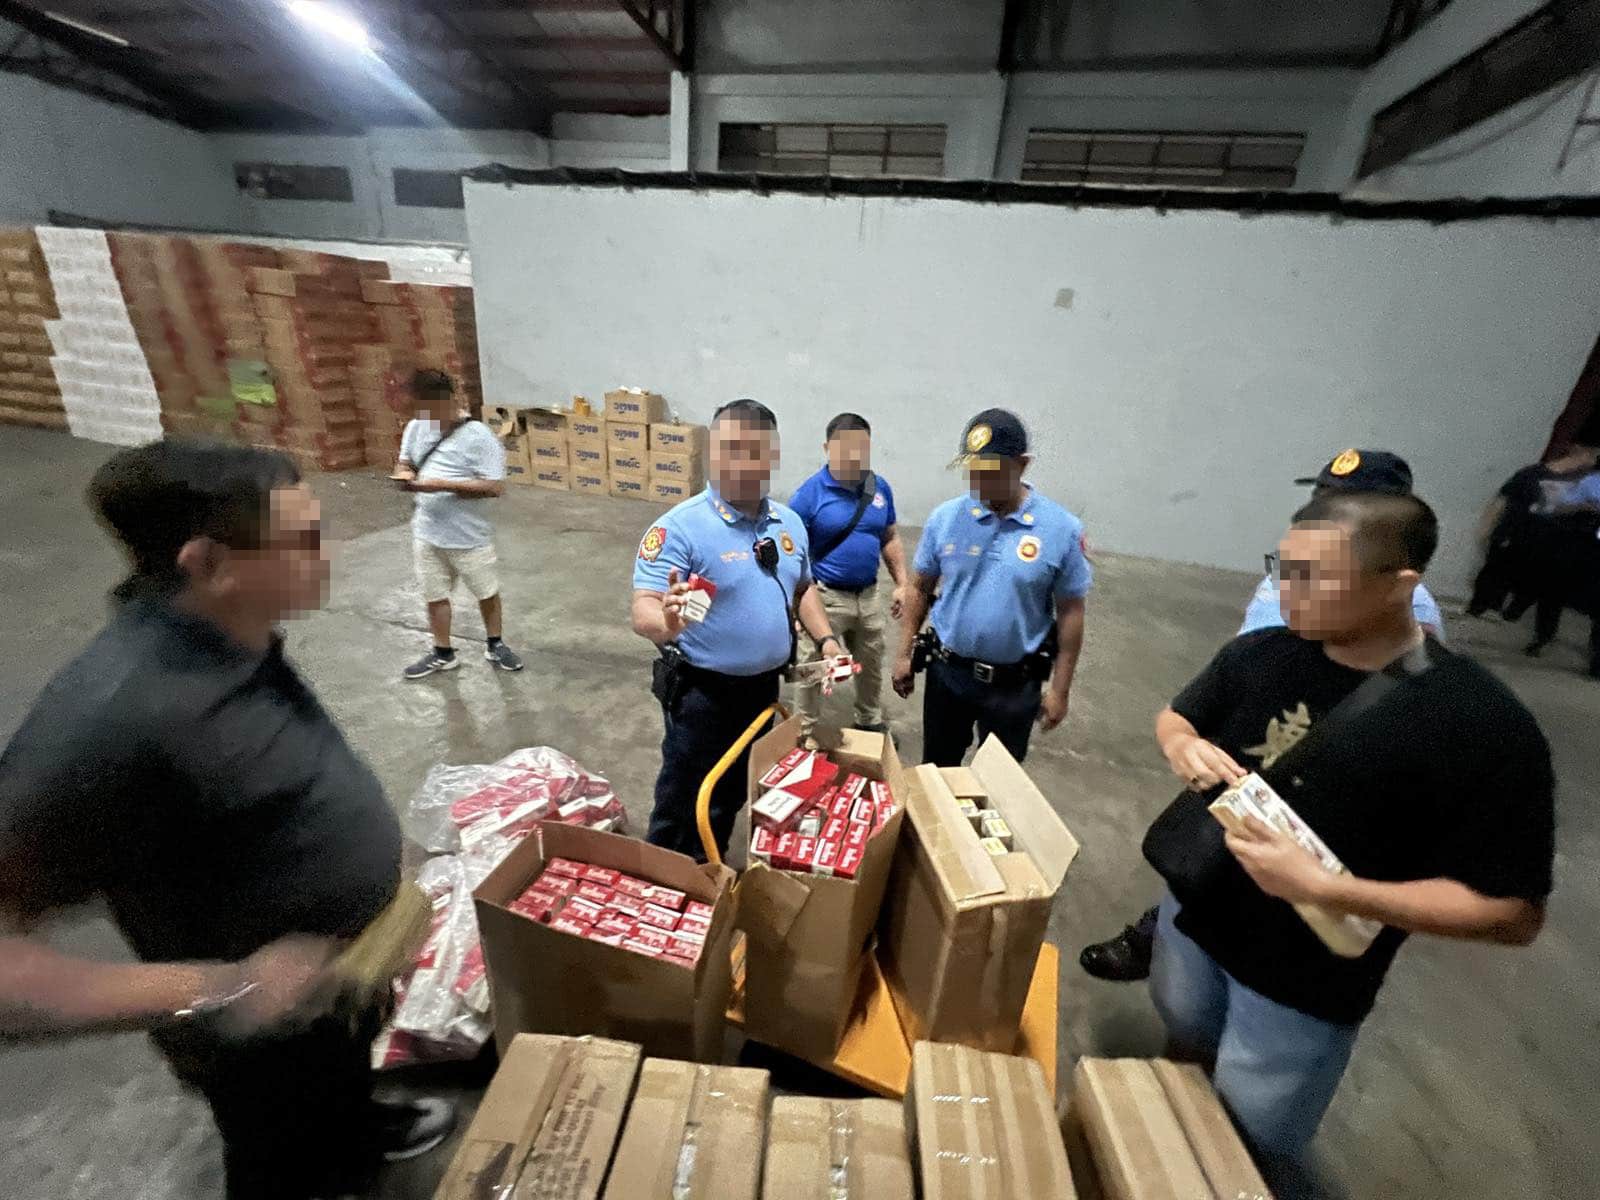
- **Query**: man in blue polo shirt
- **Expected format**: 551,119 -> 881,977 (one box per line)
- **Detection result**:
893,408 -> 1091,767
788,413 -> 911,732
631,399 -> 843,858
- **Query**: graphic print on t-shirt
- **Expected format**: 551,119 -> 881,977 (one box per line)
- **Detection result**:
1245,701 -> 1311,768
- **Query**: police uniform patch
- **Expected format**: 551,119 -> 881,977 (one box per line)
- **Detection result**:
1017,535 -> 1042,563
1330,449 -> 1361,477
872,492 -> 886,509
966,424 -> 993,453
780,531 -> 795,554
638,526 -> 667,562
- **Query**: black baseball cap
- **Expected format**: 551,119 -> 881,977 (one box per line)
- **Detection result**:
951,408 -> 1029,469
1295,449 -> 1414,495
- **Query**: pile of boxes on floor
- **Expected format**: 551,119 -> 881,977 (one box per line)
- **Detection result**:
0,230 -> 66,433
438,1037 -> 1269,1199
454,719 -> 1272,1197
496,387 -> 707,502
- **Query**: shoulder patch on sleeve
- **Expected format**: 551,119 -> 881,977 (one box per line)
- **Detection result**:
639,525 -> 668,562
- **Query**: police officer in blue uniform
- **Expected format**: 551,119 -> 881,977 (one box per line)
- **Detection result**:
632,398 -> 843,858
893,409 -> 1092,767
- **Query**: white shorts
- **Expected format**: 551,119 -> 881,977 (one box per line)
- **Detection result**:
414,540 -> 499,603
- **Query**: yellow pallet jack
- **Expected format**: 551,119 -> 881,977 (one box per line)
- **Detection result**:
697,703 -> 1059,1099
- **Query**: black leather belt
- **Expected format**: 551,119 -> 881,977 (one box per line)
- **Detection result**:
931,645 -> 1034,687
819,580 -> 876,595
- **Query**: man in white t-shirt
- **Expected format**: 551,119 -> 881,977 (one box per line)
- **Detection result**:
393,369 -> 523,679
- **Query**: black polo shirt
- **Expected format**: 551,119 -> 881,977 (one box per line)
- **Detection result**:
0,595 -> 401,963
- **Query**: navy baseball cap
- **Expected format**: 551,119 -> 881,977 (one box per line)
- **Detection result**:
951,408 -> 1028,469
1295,449 -> 1414,495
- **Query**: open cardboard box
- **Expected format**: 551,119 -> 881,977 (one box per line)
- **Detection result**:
878,735 -> 1079,1052
736,718 -> 906,1062
474,821 -> 737,1061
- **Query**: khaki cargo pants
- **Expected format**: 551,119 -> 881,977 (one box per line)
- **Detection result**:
798,580 -> 887,728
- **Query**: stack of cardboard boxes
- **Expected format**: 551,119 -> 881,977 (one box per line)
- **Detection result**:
0,229 -> 66,432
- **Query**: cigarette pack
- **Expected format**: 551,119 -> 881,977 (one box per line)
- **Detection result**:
828,787 -> 855,821
661,953 -> 697,969
594,914 -> 635,938
565,895 -> 605,923
872,801 -> 893,834
868,780 -> 894,810
821,815 -> 847,843
641,903 -> 682,931
608,891 -> 645,918
759,748 -> 810,788
851,797 -> 875,825
844,820 -> 870,851
812,838 -> 841,876
790,836 -> 818,871
586,928 -> 628,947
611,875 -> 652,900
551,913 -> 593,937
644,883 -> 686,911
772,832 -> 799,870
685,900 -> 715,923
579,864 -> 620,887
557,797 -> 591,822
753,787 -> 810,830
509,886 -> 561,921
837,773 -> 869,803
675,916 -> 709,942
835,843 -> 863,880
978,836 -> 1008,857
545,857 -> 584,879
1209,772 -> 1382,957
629,924 -> 671,953
623,937 -> 664,958
576,881 -> 614,905
682,573 -> 717,623
750,826 -> 776,862
979,813 -> 1013,849
797,809 -> 824,838
957,798 -> 983,828
666,934 -> 704,962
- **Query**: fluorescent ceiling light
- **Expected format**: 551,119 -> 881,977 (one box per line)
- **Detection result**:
43,11 -> 130,47
287,1 -> 372,52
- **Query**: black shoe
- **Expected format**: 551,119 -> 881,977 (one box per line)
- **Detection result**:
485,642 -> 524,671
375,1095 -> 456,1162
403,652 -> 460,680
1079,907 -> 1158,982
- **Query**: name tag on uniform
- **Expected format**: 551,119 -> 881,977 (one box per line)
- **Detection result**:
682,574 -> 717,623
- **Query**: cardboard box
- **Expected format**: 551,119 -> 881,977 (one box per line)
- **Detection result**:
610,474 -> 648,501
763,1096 -> 913,1200
1067,1059 -> 1264,1200
568,442 -> 606,472
531,463 -> 570,491
569,411 -> 606,448
522,406 -> 571,440
908,1041 -> 1076,1199
530,439 -> 571,470
737,719 -> 906,1061
650,422 -> 708,457
648,450 -> 706,486
645,477 -> 695,505
605,387 -> 667,424
602,1059 -> 768,1200
572,468 -> 610,496
608,444 -> 649,479
607,420 -> 649,452
432,1032 -> 642,1200
475,821 -> 737,1060
878,736 -> 1079,1052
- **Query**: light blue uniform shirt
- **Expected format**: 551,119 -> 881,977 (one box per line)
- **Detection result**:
913,487 -> 1093,663
633,487 -> 813,676
400,418 -> 505,550
1561,471 -> 1600,509
1239,575 -> 1446,639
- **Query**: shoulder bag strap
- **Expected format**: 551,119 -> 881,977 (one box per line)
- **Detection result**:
808,472 -> 878,567
411,419 -> 472,475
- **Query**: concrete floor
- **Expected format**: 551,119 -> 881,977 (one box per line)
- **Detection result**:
0,424 -> 1595,1199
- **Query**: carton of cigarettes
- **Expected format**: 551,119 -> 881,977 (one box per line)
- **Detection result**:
667,934 -> 704,961
612,875 -> 652,900
675,915 -> 709,941
762,751 -> 836,804
608,891 -> 645,918
812,838 -> 841,875
545,857 -> 584,879
510,886 -> 561,921
978,836 -> 1008,857
790,836 -> 819,870
587,928 -> 628,947
551,913 -> 593,937
1209,772 -> 1382,958
565,895 -> 605,923
868,780 -> 894,811
557,797 -> 591,822
844,821 -> 870,852
645,884 -> 686,911
872,801 -> 894,834
685,900 -> 715,924
681,573 -> 717,623
772,832 -> 799,868
850,797 -> 874,825
979,813 -> 1013,850
750,826 -> 776,862
579,864 -> 620,886
629,924 -> 672,953
838,774 -> 869,803
957,798 -> 983,829
594,914 -> 635,938
829,788 -> 855,821
641,902 -> 682,931
759,748 -> 810,788
821,815 -> 847,843
753,787 -> 810,831
576,881 -> 613,905
623,937 -> 664,958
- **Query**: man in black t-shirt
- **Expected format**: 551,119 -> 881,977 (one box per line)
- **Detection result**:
0,442 -> 453,1198
1144,491 -> 1554,1176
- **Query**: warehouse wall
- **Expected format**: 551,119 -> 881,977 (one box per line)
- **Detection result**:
0,71 -> 241,229
464,180 -> 1600,596
548,114 -> 671,171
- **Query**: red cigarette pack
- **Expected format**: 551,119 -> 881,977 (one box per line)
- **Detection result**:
509,887 -> 561,921
628,924 -> 671,953
752,787 -> 810,831
551,913 -> 593,937
545,857 -> 584,879
821,815 -> 847,843
812,837 -> 841,876
674,916 -> 708,942
537,872 -> 579,896
623,937 -> 664,958
644,884 -> 686,911
750,826 -> 776,862
772,831 -> 799,868
608,891 -> 645,918
641,902 -> 681,931
851,797 -> 874,825
829,789 -> 855,821
579,864 -> 620,886
844,820 -> 870,851
872,802 -> 893,834
575,881 -> 613,905
758,747 -> 810,788
586,928 -> 627,947
789,836 -> 818,872
611,875 -> 652,900
667,934 -> 704,961
556,797 -> 590,822
836,843 -> 863,879
685,900 -> 714,923
868,780 -> 894,811
838,773 -> 869,802
564,895 -> 605,923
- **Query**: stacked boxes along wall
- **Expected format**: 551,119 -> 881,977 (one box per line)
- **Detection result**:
0,225 -> 483,473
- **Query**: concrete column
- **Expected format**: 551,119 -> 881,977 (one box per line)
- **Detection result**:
670,71 -> 692,171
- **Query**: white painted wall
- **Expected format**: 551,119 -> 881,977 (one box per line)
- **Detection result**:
464,180 -> 1600,596
549,113 -> 670,171
0,69 -> 240,229
696,0 -> 1003,72
997,70 -> 1360,190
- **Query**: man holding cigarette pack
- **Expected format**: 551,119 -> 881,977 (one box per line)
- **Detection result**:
1140,490 -> 1554,1184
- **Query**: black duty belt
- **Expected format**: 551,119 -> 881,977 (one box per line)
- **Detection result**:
819,579 -> 876,595
931,644 -> 1035,688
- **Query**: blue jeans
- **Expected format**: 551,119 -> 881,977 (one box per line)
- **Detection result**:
1149,892 -> 1360,1164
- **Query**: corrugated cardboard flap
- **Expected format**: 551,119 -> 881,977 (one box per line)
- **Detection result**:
906,764 -> 1006,906
603,1059 -> 768,1200
1072,1058 -> 1210,1200
972,735 -> 1080,891
735,862 -> 813,948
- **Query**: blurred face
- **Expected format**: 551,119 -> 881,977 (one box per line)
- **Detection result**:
827,429 -> 871,483
968,454 -> 1028,510
186,482 -> 330,622
413,387 -> 456,423
711,414 -> 778,508
1275,521 -> 1417,642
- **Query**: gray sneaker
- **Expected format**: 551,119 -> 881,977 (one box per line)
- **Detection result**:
403,651 -> 460,680
485,642 -> 524,672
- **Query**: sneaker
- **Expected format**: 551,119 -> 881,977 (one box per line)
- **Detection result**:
485,642 -> 524,672
1079,906 -> 1158,982
403,652 -> 460,680
374,1095 -> 457,1162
